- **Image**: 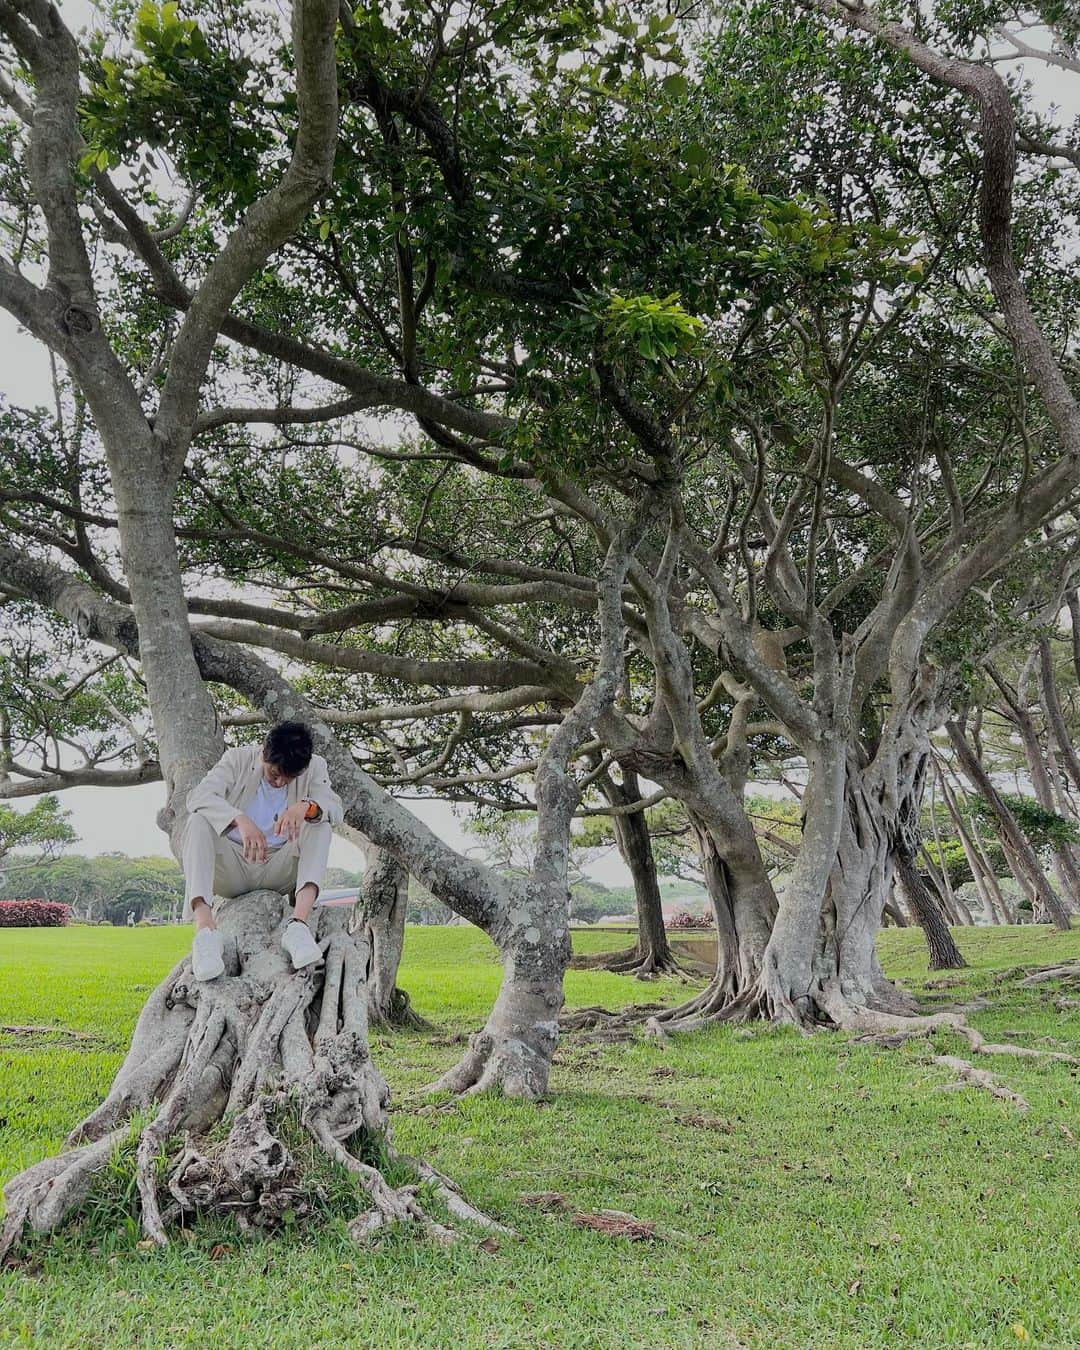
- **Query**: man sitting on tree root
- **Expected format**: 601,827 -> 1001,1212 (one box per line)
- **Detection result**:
183,721 -> 343,980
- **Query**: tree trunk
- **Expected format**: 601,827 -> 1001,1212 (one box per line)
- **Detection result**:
1015,699 -> 1080,913
893,849 -> 966,969
648,814 -> 776,1032
109,460 -> 225,841
760,738 -> 860,1022
1039,637 -> 1080,801
946,721 -> 1071,930
1,891 -> 495,1260
807,761 -> 918,1020
935,758 -> 1007,922
582,768 -> 679,977
431,911 -> 569,1097
430,507 -> 649,1094
882,896 -> 909,927
355,838 -> 426,1029
990,657 -> 1080,914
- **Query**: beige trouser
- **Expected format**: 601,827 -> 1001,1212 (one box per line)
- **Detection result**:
182,812 -> 333,922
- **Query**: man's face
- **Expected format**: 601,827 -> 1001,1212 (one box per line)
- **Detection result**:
261,757 -> 298,790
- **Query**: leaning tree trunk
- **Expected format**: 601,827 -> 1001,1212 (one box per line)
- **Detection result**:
893,850 -> 967,970
890,750 -> 966,970
935,758 -> 1008,923
580,768 -> 680,978
990,658 -> 1080,913
1,890 -> 499,1261
946,721 -> 1071,930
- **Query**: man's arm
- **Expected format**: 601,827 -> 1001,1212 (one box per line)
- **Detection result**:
304,754 -> 344,825
187,747 -> 247,834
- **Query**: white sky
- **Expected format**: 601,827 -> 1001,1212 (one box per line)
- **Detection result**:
0,4 -> 1076,878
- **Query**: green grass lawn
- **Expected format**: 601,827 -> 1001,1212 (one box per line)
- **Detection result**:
1,921 -> 1079,1348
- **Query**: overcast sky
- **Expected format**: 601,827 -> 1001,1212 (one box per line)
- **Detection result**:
1,5 -> 1076,879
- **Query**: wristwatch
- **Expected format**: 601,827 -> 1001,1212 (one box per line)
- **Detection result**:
303,799 -> 322,820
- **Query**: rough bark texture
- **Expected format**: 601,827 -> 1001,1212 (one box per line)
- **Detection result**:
647,818 -> 775,1033
893,850 -> 967,970
1,890 -> 499,1261
891,752 -> 967,970
578,769 -> 680,978
946,721 -> 1071,930
430,503 -> 655,1094
808,758 -> 918,1022
355,837 -> 427,1029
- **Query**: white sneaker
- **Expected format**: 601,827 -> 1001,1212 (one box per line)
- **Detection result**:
192,927 -> 225,981
282,920 -> 322,970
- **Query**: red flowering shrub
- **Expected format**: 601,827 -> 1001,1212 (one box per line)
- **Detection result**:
665,910 -> 709,931
0,899 -> 71,927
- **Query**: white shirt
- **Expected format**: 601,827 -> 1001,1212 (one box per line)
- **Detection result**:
227,777 -> 290,848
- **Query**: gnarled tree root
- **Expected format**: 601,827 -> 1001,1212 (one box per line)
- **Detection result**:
836,1007 -> 1078,1115
570,944 -> 697,981
368,985 -> 432,1032
837,1007 -> 1080,1066
643,975 -> 774,1039
643,958 -> 929,1039
1,890 -> 499,1264
932,1056 -> 1029,1110
559,1003 -> 669,1041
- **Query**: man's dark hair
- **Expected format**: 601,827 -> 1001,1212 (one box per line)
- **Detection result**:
262,721 -> 314,777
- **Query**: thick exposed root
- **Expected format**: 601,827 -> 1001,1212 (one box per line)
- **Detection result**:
428,969 -> 563,1099
836,1006 -> 1078,1116
932,1056 -> 1029,1110
644,972 -> 772,1039
839,1006 -> 1080,1064
644,953 -> 928,1039
429,1025 -> 555,1099
1019,962 -> 1080,988
1,890 -> 497,1264
571,944 -> 695,981
559,1003 -> 668,1041
368,986 -> 432,1032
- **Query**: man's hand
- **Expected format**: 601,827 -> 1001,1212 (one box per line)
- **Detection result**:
232,813 -> 268,862
273,800 -> 311,843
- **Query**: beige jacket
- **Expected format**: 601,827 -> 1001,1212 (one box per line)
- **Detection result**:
187,743 -> 344,836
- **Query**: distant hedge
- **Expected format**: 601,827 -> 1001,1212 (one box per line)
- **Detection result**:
0,899 -> 71,927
